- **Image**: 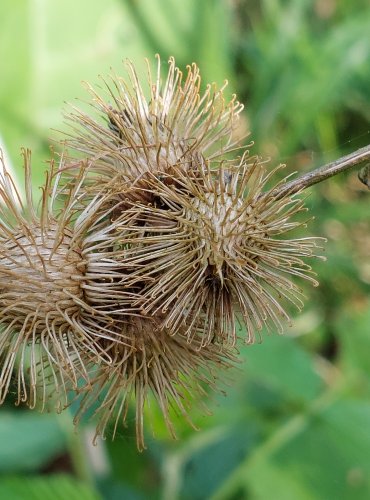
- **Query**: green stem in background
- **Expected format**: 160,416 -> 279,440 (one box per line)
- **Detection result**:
270,144 -> 370,199
122,0 -> 169,58
68,430 -> 93,486
58,411 -> 93,486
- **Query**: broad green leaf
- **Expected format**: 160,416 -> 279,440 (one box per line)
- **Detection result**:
248,401 -> 370,500
212,400 -> 370,500
240,334 -> 324,403
0,411 -> 66,472
0,475 -> 100,500
98,478 -> 146,500
176,425 -> 259,500
336,301 -> 370,380
0,0 -> 150,188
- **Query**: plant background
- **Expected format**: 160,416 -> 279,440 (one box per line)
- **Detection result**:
1,1 -> 370,499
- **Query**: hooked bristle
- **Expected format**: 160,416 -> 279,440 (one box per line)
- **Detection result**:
74,315 -> 236,451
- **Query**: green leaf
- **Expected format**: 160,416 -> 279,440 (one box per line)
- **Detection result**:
248,401 -> 370,500
0,475 -> 101,500
241,334 -> 324,403
0,412 -> 66,472
336,301 -> 370,380
177,425 -> 259,500
212,400 -> 370,500
0,0 -> 150,188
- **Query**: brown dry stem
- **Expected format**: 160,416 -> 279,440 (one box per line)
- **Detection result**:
270,144 -> 370,199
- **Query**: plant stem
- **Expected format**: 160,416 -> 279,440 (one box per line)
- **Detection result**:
68,427 -> 94,485
58,411 -> 93,486
269,144 -> 370,199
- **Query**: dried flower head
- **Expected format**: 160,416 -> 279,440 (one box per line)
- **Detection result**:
0,150 -> 137,408
61,55 -> 245,206
74,315 -> 235,450
107,159 -> 322,346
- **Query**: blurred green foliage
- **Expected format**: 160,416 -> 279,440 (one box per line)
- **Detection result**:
1,0 -> 369,499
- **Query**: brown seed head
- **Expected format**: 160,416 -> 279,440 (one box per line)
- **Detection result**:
61,55 -> 245,207
0,151 -> 139,408
107,159 -> 323,346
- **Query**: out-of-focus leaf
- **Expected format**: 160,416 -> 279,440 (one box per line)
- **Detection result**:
0,475 -> 101,500
176,425 -> 259,500
336,301 -> 370,379
120,0 -> 187,64
0,0 -> 149,187
105,431 -> 162,497
98,478 -> 147,500
213,400 -> 370,500
241,334 -> 324,403
247,401 -> 370,500
240,3 -> 370,155
190,0 -> 233,88
0,412 -> 66,472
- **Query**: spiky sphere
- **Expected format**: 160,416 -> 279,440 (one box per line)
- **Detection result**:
106,160 -> 322,346
0,151 -> 138,407
61,55 -> 245,207
57,56 -> 323,348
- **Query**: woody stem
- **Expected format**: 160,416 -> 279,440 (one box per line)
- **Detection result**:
270,144 -> 370,199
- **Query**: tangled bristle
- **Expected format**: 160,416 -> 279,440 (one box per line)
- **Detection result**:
74,315 -> 235,451
0,151 -> 142,408
0,151 -> 85,406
